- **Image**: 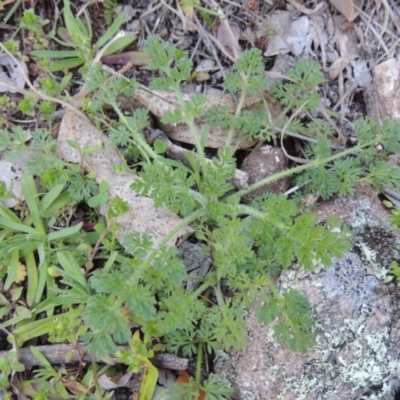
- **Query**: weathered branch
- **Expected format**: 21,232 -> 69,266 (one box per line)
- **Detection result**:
0,343 -> 188,370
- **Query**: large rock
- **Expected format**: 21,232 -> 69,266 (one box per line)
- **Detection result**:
364,58 -> 400,122
215,184 -> 400,399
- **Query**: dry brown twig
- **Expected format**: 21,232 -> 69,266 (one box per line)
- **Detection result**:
0,343 -> 188,370
206,0 -> 241,60
159,0 -> 236,62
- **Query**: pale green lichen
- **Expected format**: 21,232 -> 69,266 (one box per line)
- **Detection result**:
277,261 -> 400,399
216,225 -> 400,399
279,320 -> 400,399
274,240 -> 400,400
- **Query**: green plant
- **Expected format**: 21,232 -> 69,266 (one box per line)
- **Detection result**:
103,0 -> 119,26
2,40 -> 19,54
22,347 -> 73,399
17,95 -> 38,116
0,349 -> 25,396
20,347 -> 116,399
30,0 -> 136,73
79,35 -> 400,398
3,32 -> 400,399
383,199 -> 400,229
39,74 -> 73,97
0,175 -> 85,307
0,126 -> 105,199
19,9 -> 50,49
0,177 -> 114,395
0,125 -> 111,347
0,94 -> 10,107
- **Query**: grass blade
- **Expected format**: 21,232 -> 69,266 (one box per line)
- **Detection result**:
30,49 -> 79,58
25,251 -> 38,307
56,251 -> 89,292
0,204 -> 23,223
39,183 -> 67,214
0,217 -> 38,235
22,174 -> 46,235
96,12 -> 125,48
47,222 -> 82,241
102,34 -> 137,57
30,346 -> 52,369
4,249 -> 20,290
49,57 -> 83,72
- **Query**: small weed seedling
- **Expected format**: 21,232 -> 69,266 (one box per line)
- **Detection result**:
30,0 -> 136,74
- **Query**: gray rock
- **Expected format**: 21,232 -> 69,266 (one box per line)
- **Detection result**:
215,184 -> 400,399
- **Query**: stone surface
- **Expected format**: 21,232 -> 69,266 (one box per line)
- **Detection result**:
364,58 -> 400,122
241,145 -> 290,202
215,184 -> 400,399
178,241 -> 211,290
264,11 -> 309,57
0,150 -> 30,208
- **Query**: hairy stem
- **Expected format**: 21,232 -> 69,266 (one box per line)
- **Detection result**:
118,208 -> 205,306
196,342 -> 203,387
232,138 -> 380,200
110,101 -> 159,162
173,87 -> 208,172
226,80 -> 248,147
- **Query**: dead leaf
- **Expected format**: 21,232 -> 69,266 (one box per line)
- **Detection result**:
58,111 -> 193,246
329,0 -> 363,22
328,54 -> 359,80
192,71 -> 210,82
245,0 -> 259,12
264,11 -> 309,57
216,22 -> 241,58
0,55 -> 28,93
131,85 -> 283,149
98,371 -> 136,390
62,380 -> 91,396
0,151 -> 30,208
180,0 -> 199,19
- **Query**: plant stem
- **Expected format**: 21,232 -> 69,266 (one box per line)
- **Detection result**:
92,359 -> 104,400
111,101 -> 159,162
232,139 -> 379,200
173,87 -> 208,172
226,84 -> 248,147
119,208 -> 206,304
195,342 -> 203,387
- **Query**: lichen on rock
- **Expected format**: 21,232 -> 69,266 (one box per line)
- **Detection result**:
214,186 -> 400,399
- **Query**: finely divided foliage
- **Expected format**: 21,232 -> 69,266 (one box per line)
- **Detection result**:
69,37 -> 400,398
77,36 -> 400,397
2,33 -> 400,399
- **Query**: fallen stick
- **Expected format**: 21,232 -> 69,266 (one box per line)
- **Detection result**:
0,343 -> 188,370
